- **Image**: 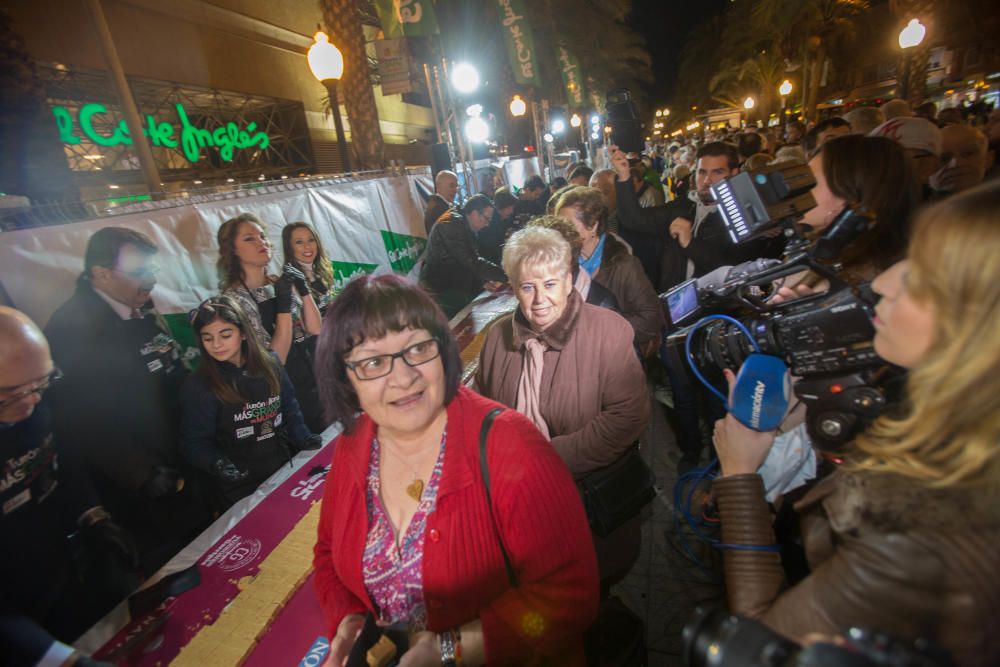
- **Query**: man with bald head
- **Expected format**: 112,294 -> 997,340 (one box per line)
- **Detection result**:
1,307 -> 134,667
424,169 -> 460,234
930,124 -> 993,195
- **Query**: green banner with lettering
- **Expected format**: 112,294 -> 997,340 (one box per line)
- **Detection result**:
557,46 -> 586,108
496,0 -> 540,87
380,230 -> 427,273
374,0 -> 440,39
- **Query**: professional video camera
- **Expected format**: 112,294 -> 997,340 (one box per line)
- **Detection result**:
683,608 -> 954,667
661,161 -> 899,449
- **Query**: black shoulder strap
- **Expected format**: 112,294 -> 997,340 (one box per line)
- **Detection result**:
478,407 -> 518,588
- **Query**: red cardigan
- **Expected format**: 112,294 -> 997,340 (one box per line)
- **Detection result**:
312,386 -> 599,665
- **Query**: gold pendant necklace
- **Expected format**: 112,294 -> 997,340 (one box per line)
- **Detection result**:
381,441 -> 426,502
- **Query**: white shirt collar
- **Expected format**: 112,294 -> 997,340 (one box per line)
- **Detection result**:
93,285 -> 136,320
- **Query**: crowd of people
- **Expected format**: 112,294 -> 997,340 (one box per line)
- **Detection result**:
2,97 -> 1000,667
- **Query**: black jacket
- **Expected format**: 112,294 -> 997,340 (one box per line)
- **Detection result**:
424,194 -> 451,235
179,358 -> 310,507
420,210 -> 506,314
614,180 -> 784,290
45,281 -> 187,492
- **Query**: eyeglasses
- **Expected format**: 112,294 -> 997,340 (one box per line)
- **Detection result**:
0,368 -> 64,409
344,339 -> 441,381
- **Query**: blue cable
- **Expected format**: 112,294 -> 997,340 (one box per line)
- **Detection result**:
683,314 -> 761,404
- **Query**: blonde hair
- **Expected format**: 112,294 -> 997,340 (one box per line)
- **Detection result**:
502,226 -> 572,285
851,181 -> 1000,489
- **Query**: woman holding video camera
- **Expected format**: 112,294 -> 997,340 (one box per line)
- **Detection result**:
711,181 -> 1000,667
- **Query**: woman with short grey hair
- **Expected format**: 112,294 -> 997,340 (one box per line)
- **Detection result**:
477,226 -> 650,591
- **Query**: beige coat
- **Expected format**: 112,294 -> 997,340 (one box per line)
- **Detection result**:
475,290 -> 651,583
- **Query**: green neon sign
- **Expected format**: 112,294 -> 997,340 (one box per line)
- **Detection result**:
51,103 -> 270,163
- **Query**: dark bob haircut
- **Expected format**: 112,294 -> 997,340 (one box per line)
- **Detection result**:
314,274 -> 462,433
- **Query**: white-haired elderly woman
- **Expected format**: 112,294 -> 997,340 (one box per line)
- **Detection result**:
475,226 -> 650,591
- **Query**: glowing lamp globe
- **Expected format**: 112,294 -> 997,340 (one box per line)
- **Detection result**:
898,19 -> 926,49
570,113 -> 582,128
509,95 -> 527,117
451,62 -> 480,94
308,31 -> 344,82
779,80 -> 793,96
743,96 -> 756,110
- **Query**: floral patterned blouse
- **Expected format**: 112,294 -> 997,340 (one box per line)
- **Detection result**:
223,282 -> 306,345
362,431 -> 447,631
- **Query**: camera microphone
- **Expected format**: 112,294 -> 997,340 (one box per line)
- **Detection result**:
730,354 -> 790,431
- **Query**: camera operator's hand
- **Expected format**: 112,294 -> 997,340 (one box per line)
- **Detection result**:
86,516 -> 140,570
608,144 -> 630,182
670,217 -> 694,248
713,369 -> 778,477
769,283 -> 818,304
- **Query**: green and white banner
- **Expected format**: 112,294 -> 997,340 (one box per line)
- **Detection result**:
0,172 -> 433,360
497,0 -> 541,87
557,46 -> 586,108
374,0 -> 440,39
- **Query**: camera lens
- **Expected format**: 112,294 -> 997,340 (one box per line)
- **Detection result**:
682,607 -> 799,667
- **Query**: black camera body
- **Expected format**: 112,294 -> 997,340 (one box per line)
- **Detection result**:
605,88 -> 644,154
661,163 -> 893,450
683,608 -> 954,667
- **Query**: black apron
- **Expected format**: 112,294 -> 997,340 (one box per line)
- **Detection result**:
212,369 -> 293,508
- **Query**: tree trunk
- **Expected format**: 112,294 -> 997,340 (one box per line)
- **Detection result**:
320,0 -> 385,170
805,40 -> 826,124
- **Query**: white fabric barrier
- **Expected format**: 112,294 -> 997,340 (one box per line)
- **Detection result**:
0,172 -> 434,345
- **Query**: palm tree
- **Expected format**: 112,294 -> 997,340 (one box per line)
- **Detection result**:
709,50 -> 786,124
752,0 -> 869,123
319,0 -> 385,170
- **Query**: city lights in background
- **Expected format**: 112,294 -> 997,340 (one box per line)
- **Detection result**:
570,113 -> 582,128
543,132 -> 554,143
450,62 -> 480,93
743,96 -> 756,110
779,80 -> 793,96
551,118 -> 566,134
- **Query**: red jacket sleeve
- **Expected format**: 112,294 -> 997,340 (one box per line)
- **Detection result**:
477,410 -> 600,664
312,447 -> 368,635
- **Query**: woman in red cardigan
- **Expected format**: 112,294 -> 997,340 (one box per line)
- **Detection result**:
312,274 -> 598,666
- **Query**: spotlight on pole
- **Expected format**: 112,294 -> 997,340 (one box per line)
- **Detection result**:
465,116 -> 490,143
451,62 -> 480,94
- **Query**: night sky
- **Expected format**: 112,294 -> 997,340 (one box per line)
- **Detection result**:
627,0 -> 730,107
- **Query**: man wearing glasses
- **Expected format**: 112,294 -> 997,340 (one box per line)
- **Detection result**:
1,306 -> 136,667
44,227 -> 210,574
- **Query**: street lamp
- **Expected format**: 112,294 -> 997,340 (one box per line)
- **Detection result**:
570,113 -> 581,128
743,96 -> 756,110
898,18 -> 926,49
509,94 -> 527,117
551,119 -> 566,134
779,80 -> 793,97
450,62 -> 480,94
308,30 -> 351,172
897,18 -> 927,103
655,110 -> 662,118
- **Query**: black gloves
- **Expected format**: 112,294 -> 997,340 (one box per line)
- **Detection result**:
282,263 -> 311,297
296,434 -> 323,452
141,465 -> 182,499
212,457 -> 250,483
274,276 -> 293,314
85,517 -> 140,570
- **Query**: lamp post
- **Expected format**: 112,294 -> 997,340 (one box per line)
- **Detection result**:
308,30 -> 350,172
743,96 -> 756,128
779,80 -> 793,130
509,95 -> 527,117
897,18 -> 926,103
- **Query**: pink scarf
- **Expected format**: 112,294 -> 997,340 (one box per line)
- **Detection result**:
515,338 -> 550,440
574,269 -> 592,301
